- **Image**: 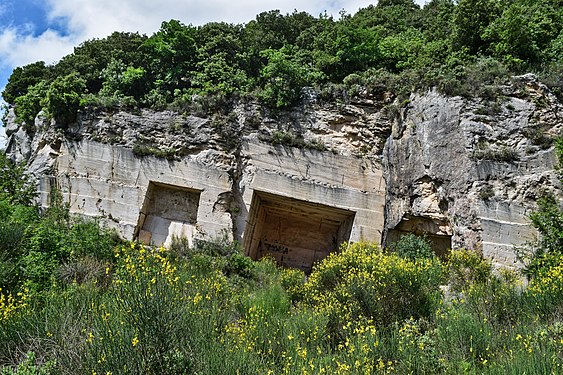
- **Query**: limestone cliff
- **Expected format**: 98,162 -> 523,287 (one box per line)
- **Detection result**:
5,74 -> 562,270
385,74 -> 562,267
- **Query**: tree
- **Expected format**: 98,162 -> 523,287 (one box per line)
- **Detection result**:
259,46 -> 312,108
53,32 -> 147,94
353,0 -> 421,36
379,28 -> 427,71
243,10 -> 316,79
192,53 -> 249,95
142,20 -> 198,93
99,59 -> 148,100
13,80 -> 48,131
244,10 -> 316,51
306,16 -> 382,81
420,0 -> 455,41
2,61 -> 49,104
42,73 -> 86,125
484,0 -> 561,67
452,0 -> 502,54
191,22 -> 250,95
0,153 -> 37,206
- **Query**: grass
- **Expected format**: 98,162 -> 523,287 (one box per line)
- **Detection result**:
132,143 -> 178,160
473,145 -> 520,162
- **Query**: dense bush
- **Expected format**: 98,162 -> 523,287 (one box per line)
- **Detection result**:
390,233 -> 435,260
41,73 -> 86,125
446,248 -> 492,292
2,234 -> 563,374
3,0 -> 563,125
304,242 -> 443,336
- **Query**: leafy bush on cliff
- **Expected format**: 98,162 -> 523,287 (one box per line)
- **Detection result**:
522,136 -> 563,281
42,73 -> 86,125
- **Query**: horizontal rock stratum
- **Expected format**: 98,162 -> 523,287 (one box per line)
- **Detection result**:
6,74 -> 562,271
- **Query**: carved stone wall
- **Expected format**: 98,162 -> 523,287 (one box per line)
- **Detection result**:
137,182 -> 201,247
7,74 -> 562,270
30,136 -> 385,269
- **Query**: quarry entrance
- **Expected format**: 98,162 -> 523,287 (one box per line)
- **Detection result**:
243,190 -> 356,273
386,215 -> 452,257
136,182 -> 201,247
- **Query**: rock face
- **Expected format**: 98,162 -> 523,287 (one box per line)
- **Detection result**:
5,75 -> 562,270
385,74 -> 562,267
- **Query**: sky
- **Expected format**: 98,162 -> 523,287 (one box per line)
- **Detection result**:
0,0 -> 427,147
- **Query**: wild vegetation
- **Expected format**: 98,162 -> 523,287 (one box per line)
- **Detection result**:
0,143 -> 562,373
1,0 -> 563,373
2,0 -> 563,131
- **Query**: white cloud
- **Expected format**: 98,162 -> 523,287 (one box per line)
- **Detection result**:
44,0 -> 381,40
0,26 -> 77,68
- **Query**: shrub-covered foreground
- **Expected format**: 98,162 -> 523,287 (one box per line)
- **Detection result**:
1,149 -> 563,374
2,235 -> 563,374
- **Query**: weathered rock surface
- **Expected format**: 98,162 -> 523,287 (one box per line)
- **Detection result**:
385,75 -> 562,267
5,75 -> 562,269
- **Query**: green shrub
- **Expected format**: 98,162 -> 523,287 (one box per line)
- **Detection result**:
390,318 -> 444,374
0,154 -> 38,206
462,272 -> 526,328
0,351 -> 56,375
526,252 -> 563,317
280,267 -> 306,303
390,233 -> 435,260
479,185 -> 495,201
84,243 -> 234,374
57,256 -> 111,287
64,219 -> 119,261
224,253 -> 255,279
446,249 -> 492,293
434,307 -> 495,369
304,242 -> 443,336
473,145 -> 519,162
132,143 -> 177,160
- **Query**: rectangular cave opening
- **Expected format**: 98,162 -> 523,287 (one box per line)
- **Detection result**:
136,182 -> 202,247
386,215 -> 452,258
243,190 -> 356,273
386,230 -> 452,258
